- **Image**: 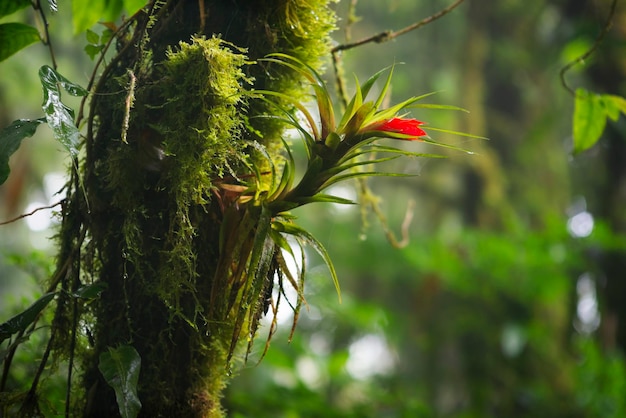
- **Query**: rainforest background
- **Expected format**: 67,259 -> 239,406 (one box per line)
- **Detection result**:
1,0 -> 626,417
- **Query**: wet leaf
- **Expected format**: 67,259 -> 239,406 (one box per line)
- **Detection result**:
39,65 -> 87,158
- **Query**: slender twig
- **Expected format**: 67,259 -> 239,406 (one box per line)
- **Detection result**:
560,0 -> 618,96
344,0 -> 360,42
21,326 -> 56,414
0,201 -> 62,226
331,0 -> 466,54
75,23 -> 127,128
332,51 -> 349,109
33,0 -> 57,70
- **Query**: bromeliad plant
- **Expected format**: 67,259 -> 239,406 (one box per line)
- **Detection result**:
216,53 -> 474,359
260,54 -> 438,214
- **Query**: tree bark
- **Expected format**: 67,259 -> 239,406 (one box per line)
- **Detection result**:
58,1 -> 336,416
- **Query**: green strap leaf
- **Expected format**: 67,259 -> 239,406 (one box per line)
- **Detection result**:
39,65 -> 87,158
98,345 -> 142,418
573,88 -> 607,154
0,23 -> 40,62
0,292 -> 55,343
0,0 -> 32,19
0,118 -> 45,185
293,193 -> 356,206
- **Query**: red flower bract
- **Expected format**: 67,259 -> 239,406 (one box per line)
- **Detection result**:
366,117 -> 427,140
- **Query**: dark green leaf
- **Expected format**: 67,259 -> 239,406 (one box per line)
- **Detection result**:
99,345 -> 142,418
39,65 -> 87,158
0,23 -> 40,62
573,88 -> 607,154
0,0 -> 31,19
0,292 -> 55,343
72,282 -> 108,299
0,118 -> 45,185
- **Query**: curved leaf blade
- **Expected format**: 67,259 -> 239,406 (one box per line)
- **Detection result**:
0,23 -> 40,62
0,292 -> 55,343
99,345 -> 142,418
0,0 -> 32,19
39,65 -> 87,158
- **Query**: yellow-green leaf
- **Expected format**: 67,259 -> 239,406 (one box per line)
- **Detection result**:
72,0 -> 106,33
573,88 -> 607,154
601,94 -> 626,122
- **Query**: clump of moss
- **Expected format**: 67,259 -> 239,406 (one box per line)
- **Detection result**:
144,36 -> 253,316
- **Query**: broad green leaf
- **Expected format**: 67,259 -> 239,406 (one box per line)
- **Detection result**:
573,88 -> 607,154
0,118 -> 45,185
39,65 -> 87,158
0,292 -> 55,343
0,23 -> 40,62
0,0 -> 31,19
99,345 -> 142,418
72,0 -> 106,33
601,94 -> 626,122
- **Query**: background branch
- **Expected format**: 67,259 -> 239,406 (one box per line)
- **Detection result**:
331,0 -> 466,54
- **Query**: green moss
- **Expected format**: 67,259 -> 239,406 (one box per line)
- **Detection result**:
156,38 -> 251,314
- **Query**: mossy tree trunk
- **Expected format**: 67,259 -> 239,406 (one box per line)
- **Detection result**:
59,1 -> 336,416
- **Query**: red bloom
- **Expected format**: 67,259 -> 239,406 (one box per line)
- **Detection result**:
365,117 -> 427,140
